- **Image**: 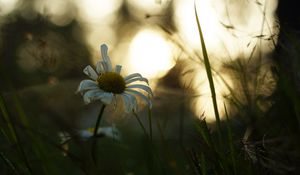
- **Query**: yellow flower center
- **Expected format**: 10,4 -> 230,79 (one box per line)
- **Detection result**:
97,72 -> 126,94
87,127 -> 94,133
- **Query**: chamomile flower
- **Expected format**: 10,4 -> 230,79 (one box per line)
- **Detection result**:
77,44 -> 152,113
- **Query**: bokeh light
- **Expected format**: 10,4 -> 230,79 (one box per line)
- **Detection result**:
74,0 -> 123,62
0,0 -> 279,123
75,0 -> 122,22
127,29 -> 175,79
0,0 -> 19,16
126,0 -> 169,20
174,0 -> 278,59
33,0 -> 74,26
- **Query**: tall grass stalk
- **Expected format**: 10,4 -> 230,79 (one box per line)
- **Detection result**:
0,69 -> 51,174
0,94 -> 17,142
0,152 -> 20,175
148,107 -> 153,141
0,94 -> 33,174
194,1 -> 238,174
135,113 -> 171,174
194,1 -> 222,139
224,103 -> 237,175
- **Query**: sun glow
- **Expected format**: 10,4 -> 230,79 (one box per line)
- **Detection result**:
74,0 -> 122,62
174,0 -> 226,53
174,0 -> 278,121
195,73 -> 232,122
174,0 -> 278,60
34,0 -> 74,26
127,29 -> 175,79
75,0 -> 122,22
126,0 -> 169,20
0,0 -> 19,16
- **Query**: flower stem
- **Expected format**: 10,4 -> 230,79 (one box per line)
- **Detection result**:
148,107 -> 153,141
133,112 -> 149,139
91,104 -> 106,164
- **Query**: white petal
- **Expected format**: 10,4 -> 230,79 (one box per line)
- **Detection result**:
77,80 -> 98,93
83,65 -> 98,80
83,89 -> 103,104
129,94 -> 138,112
121,94 -> 131,113
99,126 -> 121,140
100,44 -> 112,71
123,93 -> 138,112
125,77 -> 149,85
124,73 -> 143,81
101,61 -> 108,72
58,132 -> 71,143
104,60 -> 113,72
112,95 -> 117,109
126,84 -> 153,97
125,89 -> 152,108
89,92 -> 113,104
115,65 -> 122,74
79,130 -> 93,138
98,92 -> 114,105
96,61 -> 104,74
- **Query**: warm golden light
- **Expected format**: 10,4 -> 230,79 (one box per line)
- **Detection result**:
196,72 -> 232,122
127,29 -> 175,79
34,0 -> 74,26
75,0 -> 122,22
174,0 -> 278,121
127,0 -> 169,18
174,0 -> 227,54
74,0 -> 122,62
174,0 -> 278,59
0,0 -> 19,16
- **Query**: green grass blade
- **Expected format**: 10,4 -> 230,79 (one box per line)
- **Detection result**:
194,1 -> 221,129
194,118 -> 213,148
0,94 -> 17,142
194,2 -> 232,174
0,69 -> 52,174
200,153 -> 207,175
0,152 -> 21,175
0,94 -> 33,174
224,103 -> 237,175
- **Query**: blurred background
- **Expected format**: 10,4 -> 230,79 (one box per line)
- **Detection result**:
0,0 -> 278,120
2,0 -> 300,174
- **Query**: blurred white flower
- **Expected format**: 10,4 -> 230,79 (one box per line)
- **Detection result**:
58,132 -> 72,156
77,44 -> 152,113
58,125 -> 121,143
79,125 -> 121,141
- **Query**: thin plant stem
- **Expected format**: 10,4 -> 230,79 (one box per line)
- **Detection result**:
133,112 -> 149,139
91,104 -> 106,164
224,103 -> 237,175
148,107 -> 153,141
179,92 -> 185,146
